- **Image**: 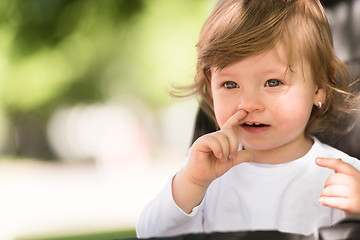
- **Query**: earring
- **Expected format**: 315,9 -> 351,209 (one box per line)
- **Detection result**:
318,101 -> 322,109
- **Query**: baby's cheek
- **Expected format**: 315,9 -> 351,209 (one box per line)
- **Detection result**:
214,110 -> 231,129
276,106 -> 310,132
216,117 -> 227,129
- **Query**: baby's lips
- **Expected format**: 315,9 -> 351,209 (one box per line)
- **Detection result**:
239,120 -> 269,126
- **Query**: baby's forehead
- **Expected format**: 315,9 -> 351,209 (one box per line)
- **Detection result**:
211,42 -> 305,74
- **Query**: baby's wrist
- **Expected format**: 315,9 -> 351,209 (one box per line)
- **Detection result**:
172,168 -> 210,214
179,167 -> 212,190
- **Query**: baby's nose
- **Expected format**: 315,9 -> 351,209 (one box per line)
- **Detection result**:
237,91 -> 264,113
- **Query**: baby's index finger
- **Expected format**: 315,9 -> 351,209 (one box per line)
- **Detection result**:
222,110 -> 248,130
316,157 -> 357,176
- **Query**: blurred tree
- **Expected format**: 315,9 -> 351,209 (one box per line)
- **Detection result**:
0,0 -> 209,160
1,0 -> 145,112
0,0 -> 146,159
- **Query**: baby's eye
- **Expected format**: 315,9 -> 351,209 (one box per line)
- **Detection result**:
265,79 -> 282,87
223,81 -> 238,89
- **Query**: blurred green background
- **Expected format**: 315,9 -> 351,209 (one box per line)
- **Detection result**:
0,0 -> 216,239
1,0 -> 359,239
0,0 -> 214,160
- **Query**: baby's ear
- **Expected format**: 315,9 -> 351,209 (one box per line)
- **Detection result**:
314,83 -> 326,106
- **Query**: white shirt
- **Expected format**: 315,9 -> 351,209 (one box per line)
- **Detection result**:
136,138 -> 360,238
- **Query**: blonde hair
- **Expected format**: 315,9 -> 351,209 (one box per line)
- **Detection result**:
175,0 -> 359,137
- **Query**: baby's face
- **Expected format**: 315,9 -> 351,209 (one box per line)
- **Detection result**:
210,42 -> 326,157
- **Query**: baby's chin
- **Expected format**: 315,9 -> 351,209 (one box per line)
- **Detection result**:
240,140 -> 281,152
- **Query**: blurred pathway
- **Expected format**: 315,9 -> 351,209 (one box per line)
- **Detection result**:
0,159 -> 182,240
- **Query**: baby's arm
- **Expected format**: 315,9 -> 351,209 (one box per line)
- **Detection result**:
137,110 -> 252,238
172,110 -> 252,214
316,158 -> 360,217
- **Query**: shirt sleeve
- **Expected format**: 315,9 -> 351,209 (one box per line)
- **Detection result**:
350,157 -> 360,171
136,176 -> 204,238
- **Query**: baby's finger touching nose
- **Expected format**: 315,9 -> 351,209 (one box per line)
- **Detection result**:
222,110 -> 248,130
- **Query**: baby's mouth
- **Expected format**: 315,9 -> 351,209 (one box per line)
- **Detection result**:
242,122 -> 269,127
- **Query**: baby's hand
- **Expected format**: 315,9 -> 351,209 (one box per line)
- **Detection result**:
316,158 -> 360,217
184,110 -> 253,188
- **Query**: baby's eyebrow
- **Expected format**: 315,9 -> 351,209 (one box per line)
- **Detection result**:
212,61 -> 289,80
258,65 -> 288,75
213,71 -> 236,77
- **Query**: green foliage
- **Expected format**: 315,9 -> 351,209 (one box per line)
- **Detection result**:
0,0 -> 146,115
0,0 -> 209,115
0,0 -> 212,158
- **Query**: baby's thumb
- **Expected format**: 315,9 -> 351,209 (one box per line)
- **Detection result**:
233,150 -> 253,166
